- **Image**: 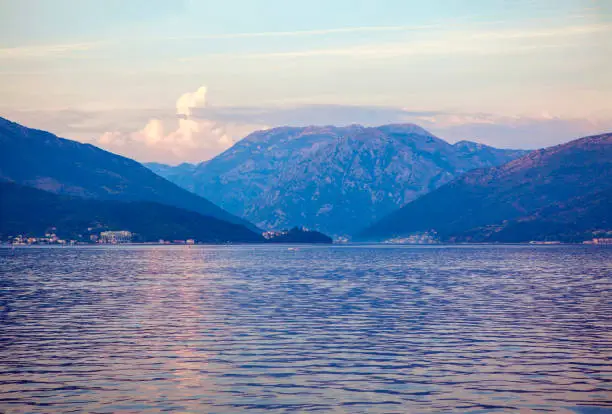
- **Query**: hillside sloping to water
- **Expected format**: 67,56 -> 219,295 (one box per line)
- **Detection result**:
359,133 -> 612,242
0,182 -> 263,243
0,117 -> 258,232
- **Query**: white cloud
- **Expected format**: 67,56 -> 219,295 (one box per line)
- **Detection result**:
92,86 -> 258,164
176,86 -> 207,117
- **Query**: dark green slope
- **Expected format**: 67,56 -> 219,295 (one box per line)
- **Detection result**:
358,133 -> 612,243
0,116 -> 258,232
0,182 -> 263,243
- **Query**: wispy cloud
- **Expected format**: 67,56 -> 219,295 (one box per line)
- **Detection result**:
3,20 -> 608,60
199,42 -> 563,60
180,24 -> 611,61
0,42 -> 99,58
0,24 -> 440,59
163,24 -> 442,40
466,23 -> 612,40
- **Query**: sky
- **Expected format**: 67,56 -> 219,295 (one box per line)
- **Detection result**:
1,0 -> 611,164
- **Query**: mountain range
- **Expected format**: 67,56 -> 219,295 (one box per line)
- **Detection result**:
147,124 -> 528,236
2,115 -> 609,244
0,116 -> 257,232
359,132 -> 612,242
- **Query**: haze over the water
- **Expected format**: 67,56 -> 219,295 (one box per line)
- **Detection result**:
1,0 -> 611,163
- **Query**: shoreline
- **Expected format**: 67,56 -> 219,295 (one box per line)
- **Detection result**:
2,242 -> 608,248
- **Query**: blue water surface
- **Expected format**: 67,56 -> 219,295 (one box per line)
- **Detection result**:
1,244 -> 610,413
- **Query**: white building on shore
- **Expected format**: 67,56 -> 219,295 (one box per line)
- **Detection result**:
99,231 -> 132,244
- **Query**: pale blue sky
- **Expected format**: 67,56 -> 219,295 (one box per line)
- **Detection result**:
1,0 -> 611,163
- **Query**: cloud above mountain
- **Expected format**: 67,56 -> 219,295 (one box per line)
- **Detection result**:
176,86 -> 208,117
88,86 -> 266,163
193,104 -> 610,149
2,97 -> 609,164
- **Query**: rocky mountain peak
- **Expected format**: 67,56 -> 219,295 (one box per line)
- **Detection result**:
148,123 -> 529,236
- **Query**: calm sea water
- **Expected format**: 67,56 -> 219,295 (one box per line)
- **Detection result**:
0,245 -> 611,413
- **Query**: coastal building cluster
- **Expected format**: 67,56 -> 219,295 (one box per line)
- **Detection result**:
583,238 -> 612,245
262,228 -> 314,239
262,230 -> 288,239
98,231 -> 133,244
6,231 -> 200,245
9,233 -> 75,245
383,232 -> 439,244
5,229 -> 611,246
157,239 -> 196,245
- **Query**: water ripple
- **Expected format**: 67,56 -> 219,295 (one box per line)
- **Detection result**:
1,244 -> 611,413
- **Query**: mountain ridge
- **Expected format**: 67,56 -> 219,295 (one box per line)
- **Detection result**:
358,132 -> 612,242
0,116 -> 258,232
147,123 -> 528,235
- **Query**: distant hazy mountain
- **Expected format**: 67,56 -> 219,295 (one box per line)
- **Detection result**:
0,182 -> 263,243
144,162 -> 199,181
358,133 -> 612,243
0,117 -> 257,231
147,124 -> 527,235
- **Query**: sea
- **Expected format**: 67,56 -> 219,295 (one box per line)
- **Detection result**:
1,244 -> 610,413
